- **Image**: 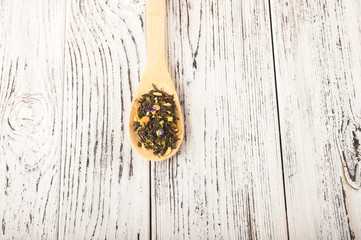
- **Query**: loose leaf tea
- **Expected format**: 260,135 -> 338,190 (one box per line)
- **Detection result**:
133,84 -> 180,157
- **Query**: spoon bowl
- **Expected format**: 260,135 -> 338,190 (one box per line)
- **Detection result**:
129,0 -> 184,161
129,70 -> 184,161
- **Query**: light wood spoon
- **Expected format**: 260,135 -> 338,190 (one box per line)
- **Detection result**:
129,0 -> 184,161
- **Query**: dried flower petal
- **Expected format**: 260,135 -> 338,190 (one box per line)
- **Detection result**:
146,105 -> 155,112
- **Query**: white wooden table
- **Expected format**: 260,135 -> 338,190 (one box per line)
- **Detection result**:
1,0 -> 361,239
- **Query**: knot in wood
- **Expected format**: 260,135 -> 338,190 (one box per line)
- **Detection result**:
8,95 -> 44,133
338,119 -> 361,190
1,94 -> 57,171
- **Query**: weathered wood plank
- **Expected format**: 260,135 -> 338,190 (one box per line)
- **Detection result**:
151,0 -> 288,239
58,0 -> 149,239
271,0 -> 361,238
0,0 -> 65,238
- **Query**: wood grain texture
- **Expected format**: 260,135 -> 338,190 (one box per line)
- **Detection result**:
271,0 -> 361,238
58,0 -> 149,239
151,0 -> 288,239
0,0 -> 65,238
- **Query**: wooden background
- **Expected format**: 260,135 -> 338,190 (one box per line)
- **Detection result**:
0,0 -> 360,239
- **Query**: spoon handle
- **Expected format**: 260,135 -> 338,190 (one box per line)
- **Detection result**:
146,0 -> 167,70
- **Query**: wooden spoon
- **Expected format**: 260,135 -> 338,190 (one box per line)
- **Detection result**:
129,0 -> 184,161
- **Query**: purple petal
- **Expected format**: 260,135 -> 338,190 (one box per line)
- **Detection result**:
159,130 -> 164,135
146,105 -> 154,112
140,133 -> 146,137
